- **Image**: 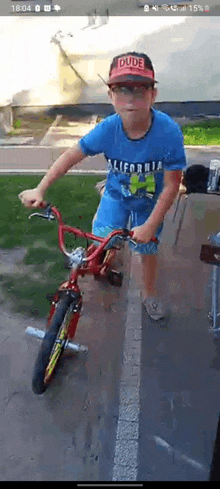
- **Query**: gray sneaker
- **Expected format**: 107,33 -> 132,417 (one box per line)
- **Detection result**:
143,297 -> 166,320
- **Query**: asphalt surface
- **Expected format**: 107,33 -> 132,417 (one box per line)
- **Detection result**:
138,198 -> 220,481
1,117 -> 220,481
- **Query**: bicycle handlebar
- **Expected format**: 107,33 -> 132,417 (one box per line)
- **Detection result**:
28,202 -> 159,261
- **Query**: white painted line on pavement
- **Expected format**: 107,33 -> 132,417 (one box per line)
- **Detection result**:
112,253 -> 142,481
150,435 -> 206,472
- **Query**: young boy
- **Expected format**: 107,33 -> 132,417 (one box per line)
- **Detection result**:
19,51 -> 186,320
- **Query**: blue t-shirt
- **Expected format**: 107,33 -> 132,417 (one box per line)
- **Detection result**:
79,108 -> 186,201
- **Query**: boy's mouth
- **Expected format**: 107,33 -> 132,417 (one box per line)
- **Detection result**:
124,107 -> 138,112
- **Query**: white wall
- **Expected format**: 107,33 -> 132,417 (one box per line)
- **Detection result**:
0,15 -> 219,105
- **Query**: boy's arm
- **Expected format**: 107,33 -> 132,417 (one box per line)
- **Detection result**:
131,170 -> 182,242
146,169 -> 182,233
37,143 -> 85,194
19,143 -> 86,207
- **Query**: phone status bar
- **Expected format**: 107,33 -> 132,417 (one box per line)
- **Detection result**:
143,4 -> 210,11
2,0 -> 219,16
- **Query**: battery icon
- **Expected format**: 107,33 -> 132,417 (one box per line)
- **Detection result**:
204,5 -> 209,11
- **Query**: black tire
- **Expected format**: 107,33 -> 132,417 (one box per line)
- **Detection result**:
32,295 -> 72,394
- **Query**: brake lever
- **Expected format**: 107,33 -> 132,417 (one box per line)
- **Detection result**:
121,229 -> 137,246
28,212 -> 54,220
129,238 -> 138,246
117,233 -> 137,247
29,204 -> 55,221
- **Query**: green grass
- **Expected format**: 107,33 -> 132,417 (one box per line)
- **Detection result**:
0,175 -> 102,317
182,119 -> 220,145
8,115 -> 55,138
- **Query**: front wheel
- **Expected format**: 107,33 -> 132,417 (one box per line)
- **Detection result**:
32,295 -> 74,394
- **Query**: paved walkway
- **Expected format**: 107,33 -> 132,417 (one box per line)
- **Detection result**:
137,193 -> 220,481
0,114 -> 219,176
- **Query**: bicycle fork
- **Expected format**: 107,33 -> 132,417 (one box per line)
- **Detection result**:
25,288 -> 88,352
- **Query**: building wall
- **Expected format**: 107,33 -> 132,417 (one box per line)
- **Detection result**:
55,16 -> 220,104
1,15 -> 220,107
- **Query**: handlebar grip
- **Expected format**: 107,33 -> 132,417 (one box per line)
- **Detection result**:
122,228 -> 132,237
39,201 -> 49,209
129,231 -> 159,244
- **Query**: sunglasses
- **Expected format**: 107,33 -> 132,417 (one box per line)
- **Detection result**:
110,85 -> 153,98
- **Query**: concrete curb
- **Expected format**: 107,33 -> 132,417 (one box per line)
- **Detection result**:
185,145 -> 220,150
0,169 -> 108,175
1,145 -> 220,150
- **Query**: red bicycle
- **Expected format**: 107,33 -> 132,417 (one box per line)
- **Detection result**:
25,202 -> 158,394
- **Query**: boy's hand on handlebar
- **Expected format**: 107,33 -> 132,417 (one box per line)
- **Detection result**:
18,188 -> 45,208
131,224 -> 158,244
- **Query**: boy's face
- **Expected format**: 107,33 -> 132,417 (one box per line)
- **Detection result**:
108,83 -> 157,121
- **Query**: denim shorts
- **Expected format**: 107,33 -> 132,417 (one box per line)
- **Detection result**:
92,189 -> 163,255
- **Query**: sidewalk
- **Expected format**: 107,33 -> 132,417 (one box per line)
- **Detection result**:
1,147 -> 220,178
1,112 -> 220,149
0,113 -> 220,175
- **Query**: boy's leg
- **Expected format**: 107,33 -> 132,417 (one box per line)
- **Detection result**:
130,252 -> 158,299
141,253 -> 158,299
129,204 -> 165,319
130,250 -> 165,320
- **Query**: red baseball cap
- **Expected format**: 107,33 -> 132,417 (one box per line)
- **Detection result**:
107,53 -> 158,86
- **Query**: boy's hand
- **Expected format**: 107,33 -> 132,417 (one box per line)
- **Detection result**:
18,188 -> 44,208
131,223 -> 156,244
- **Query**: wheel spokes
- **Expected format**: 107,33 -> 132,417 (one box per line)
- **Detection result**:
44,311 -> 71,384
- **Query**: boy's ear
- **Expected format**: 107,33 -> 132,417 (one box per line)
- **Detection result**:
151,87 -> 157,104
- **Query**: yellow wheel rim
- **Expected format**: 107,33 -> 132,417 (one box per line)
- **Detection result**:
44,309 -> 71,384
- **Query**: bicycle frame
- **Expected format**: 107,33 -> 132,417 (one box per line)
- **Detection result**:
41,204 -> 129,336
51,203 -> 133,282
25,200 -> 160,393
30,203 -> 158,338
